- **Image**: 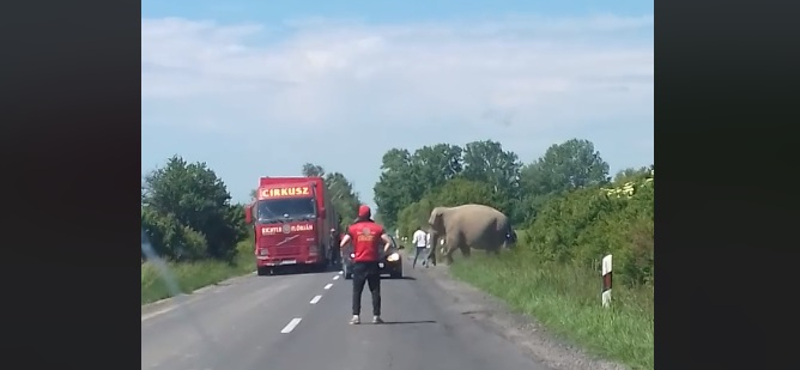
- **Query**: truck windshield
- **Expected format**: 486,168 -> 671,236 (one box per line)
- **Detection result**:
256,198 -> 316,223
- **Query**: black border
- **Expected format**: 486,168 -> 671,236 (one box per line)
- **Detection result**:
658,0 -> 799,368
3,0 -> 142,368
3,0 -> 799,368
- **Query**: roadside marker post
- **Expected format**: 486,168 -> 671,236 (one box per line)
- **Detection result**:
601,255 -> 612,308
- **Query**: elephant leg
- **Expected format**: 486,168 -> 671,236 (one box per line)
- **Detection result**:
444,234 -> 463,265
459,244 -> 471,258
442,246 -> 454,265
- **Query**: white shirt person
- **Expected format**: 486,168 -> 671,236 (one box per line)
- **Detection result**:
412,228 -> 430,268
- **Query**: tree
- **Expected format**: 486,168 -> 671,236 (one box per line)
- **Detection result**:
520,139 -> 610,195
373,148 -> 419,229
409,143 -> 463,196
429,178 -> 499,209
299,163 -> 362,228
460,140 -> 522,219
142,155 -> 243,260
302,163 -> 326,177
516,139 -> 610,225
325,171 -> 362,227
614,166 -> 651,183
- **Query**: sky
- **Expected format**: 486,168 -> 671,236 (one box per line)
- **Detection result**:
141,0 -> 654,209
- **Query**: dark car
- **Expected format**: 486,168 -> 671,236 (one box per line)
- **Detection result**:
343,235 -> 404,279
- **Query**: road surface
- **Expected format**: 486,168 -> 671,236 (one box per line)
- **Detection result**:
142,257 -> 552,370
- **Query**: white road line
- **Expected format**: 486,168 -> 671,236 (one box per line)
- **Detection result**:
142,270 -> 258,322
310,295 -> 322,304
193,285 -> 215,294
333,275 -> 340,280
280,318 -> 302,334
324,283 -> 333,290
141,306 -> 178,322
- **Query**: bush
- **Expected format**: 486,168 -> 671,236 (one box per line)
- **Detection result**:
525,173 -> 654,286
141,155 -> 246,262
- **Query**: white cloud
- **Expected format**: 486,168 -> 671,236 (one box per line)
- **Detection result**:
142,15 -> 652,131
142,14 -> 653,202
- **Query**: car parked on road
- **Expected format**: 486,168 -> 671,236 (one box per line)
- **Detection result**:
342,235 -> 404,279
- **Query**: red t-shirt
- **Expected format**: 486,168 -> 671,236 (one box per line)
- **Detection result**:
347,220 -> 385,262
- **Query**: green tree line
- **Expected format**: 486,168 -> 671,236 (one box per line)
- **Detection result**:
373,138 -> 654,285
142,155 -> 361,262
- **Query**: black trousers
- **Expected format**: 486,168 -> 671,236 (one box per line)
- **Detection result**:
328,245 -> 340,265
352,261 -> 381,316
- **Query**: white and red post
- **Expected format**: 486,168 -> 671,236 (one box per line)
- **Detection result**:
601,254 -> 612,308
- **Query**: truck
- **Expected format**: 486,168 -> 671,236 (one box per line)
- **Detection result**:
244,176 -> 339,276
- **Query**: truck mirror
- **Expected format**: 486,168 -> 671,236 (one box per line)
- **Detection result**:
319,207 -> 326,218
245,207 -> 252,224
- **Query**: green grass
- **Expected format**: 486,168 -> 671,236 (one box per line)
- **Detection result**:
449,250 -> 654,370
141,241 -> 256,305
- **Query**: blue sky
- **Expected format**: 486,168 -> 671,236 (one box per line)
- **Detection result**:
142,0 -> 654,209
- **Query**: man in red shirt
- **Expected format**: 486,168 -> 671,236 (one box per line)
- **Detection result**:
339,205 -> 392,324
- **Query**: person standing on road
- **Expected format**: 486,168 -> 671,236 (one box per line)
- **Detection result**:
328,227 -> 341,267
412,227 -> 429,269
340,205 -> 392,325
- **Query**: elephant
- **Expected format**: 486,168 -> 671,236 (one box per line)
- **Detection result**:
427,204 -> 516,265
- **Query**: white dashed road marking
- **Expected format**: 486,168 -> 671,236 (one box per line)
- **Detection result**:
280,318 -> 302,334
333,275 -> 340,280
310,295 -> 322,304
324,283 -> 333,290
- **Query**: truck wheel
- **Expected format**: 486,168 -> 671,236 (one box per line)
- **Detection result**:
257,267 -> 270,276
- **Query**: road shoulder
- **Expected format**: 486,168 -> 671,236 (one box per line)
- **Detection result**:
415,259 -> 629,370
141,271 -> 256,316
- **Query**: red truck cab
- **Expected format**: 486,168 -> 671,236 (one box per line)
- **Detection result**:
244,176 -> 339,275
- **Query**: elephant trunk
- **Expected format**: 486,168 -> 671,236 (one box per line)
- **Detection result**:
428,229 -> 440,247
505,227 -> 517,249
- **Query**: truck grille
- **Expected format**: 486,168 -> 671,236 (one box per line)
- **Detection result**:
274,245 -> 301,256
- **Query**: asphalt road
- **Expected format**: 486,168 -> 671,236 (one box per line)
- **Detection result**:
141,257 -> 552,370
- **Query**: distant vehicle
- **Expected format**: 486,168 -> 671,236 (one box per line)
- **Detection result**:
342,235 -> 404,279
244,176 -> 339,276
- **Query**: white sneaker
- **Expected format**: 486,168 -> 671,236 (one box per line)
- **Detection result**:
372,316 -> 384,324
349,315 -> 360,325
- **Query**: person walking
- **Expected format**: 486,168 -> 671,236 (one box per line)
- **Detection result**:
412,226 -> 429,268
339,205 -> 392,325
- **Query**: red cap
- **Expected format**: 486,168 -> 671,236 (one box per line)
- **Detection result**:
358,205 -> 371,219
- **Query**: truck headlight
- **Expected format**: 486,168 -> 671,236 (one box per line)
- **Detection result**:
386,253 -> 400,262
258,249 -> 268,256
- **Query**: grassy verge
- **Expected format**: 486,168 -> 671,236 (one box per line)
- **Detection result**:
449,250 -> 654,370
141,240 -> 256,305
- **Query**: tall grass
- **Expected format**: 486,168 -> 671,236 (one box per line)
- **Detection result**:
449,250 -> 654,370
141,239 -> 255,305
